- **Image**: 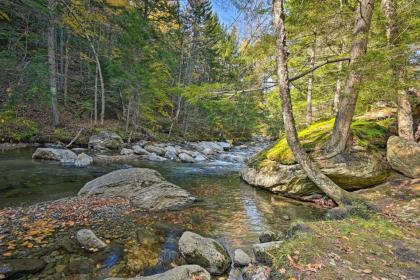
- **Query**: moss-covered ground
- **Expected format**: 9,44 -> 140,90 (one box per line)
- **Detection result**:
269,179 -> 420,280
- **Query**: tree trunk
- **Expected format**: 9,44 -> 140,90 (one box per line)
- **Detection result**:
381,0 -> 414,140
327,0 -> 374,154
94,65 -> 98,125
306,36 -> 316,126
89,42 -> 105,125
63,34 -> 69,107
273,0 -> 351,206
333,59 -> 343,114
48,0 -> 60,127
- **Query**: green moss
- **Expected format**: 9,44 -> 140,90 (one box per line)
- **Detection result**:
52,128 -> 73,143
254,117 -> 393,167
0,111 -> 39,142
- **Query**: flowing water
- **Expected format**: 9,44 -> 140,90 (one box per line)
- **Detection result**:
0,148 -> 325,278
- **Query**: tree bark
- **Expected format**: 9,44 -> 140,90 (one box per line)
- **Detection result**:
327,0 -> 374,154
94,65 -> 98,125
333,58 -> 343,114
306,36 -> 316,126
273,0 -> 351,206
63,34 -> 69,107
48,0 -> 60,127
381,0 -> 414,140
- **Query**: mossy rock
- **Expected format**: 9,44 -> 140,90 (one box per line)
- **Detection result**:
242,114 -> 394,198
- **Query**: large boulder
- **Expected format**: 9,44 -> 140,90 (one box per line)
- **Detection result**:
387,136 -> 420,178
104,265 -> 210,280
144,145 -> 166,156
241,150 -> 390,198
164,146 -> 178,160
132,145 -> 150,155
0,259 -> 46,278
178,231 -> 231,275
88,131 -> 123,150
178,153 -> 195,163
32,148 -> 77,164
78,168 -> 195,211
195,142 -> 224,154
233,249 -> 252,267
76,229 -> 107,251
75,153 -> 93,167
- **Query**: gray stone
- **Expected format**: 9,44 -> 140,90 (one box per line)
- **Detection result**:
120,148 -> 134,155
219,154 -> 246,163
0,259 -> 45,278
104,265 -> 210,280
233,249 -> 251,267
78,168 -> 196,211
32,148 -> 77,164
387,136 -> 420,178
259,231 -> 285,243
144,145 -> 166,156
178,231 -> 231,275
164,146 -> 178,160
252,241 -> 284,264
88,131 -> 123,150
217,141 -> 232,150
195,141 -> 224,153
179,153 -> 195,163
242,265 -> 271,280
75,153 -> 93,167
76,229 -> 107,250
132,145 -> 150,155
146,153 -> 167,162
195,154 -> 207,161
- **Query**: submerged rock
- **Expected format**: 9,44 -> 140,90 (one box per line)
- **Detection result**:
88,131 -> 123,150
75,153 -> 93,167
252,241 -> 284,264
178,231 -> 231,275
0,259 -> 46,278
78,168 -> 195,211
32,148 -> 77,164
76,229 -> 107,251
233,249 -> 252,267
387,136 -> 420,178
105,265 -> 210,280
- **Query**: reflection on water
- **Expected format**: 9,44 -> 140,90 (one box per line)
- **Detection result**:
0,148 -> 324,263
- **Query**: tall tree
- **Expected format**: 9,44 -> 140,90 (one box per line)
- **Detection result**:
327,0 -> 375,154
381,0 -> 414,140
273,0 -> 351,206
306,34 -> 316,126
48,0 -> 60,126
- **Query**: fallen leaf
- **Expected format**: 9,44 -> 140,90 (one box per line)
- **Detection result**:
2,252 -> 12,257
362,269 -> 372,274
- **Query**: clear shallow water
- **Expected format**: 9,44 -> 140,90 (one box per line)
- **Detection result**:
0,148 -> 325,276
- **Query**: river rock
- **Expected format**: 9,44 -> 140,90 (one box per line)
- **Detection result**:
195,141 -> 224,154
241,150 -> 390,198
144,145 -> 166,156
75,153 -> 93,167
76,229 -> 107,250
252,241 -> 284,264
88,131 -> 123,150
219,154 -> 246,163
164,146 -> 178,160
132,145 -> 150,155
387,136 -> 420,178
218,142 -> 232,150
121,148 -> 134,155
178,231 -> 231,275
233,249 -> 251,267
179,153 -> 195,163
195,154 -> 207,161
242,265 -> 271,280
104,265 -> 210,280
0,259 -> 46,278
78,168 -> 195,211
146,153 -> 167,162
259,231 -> 285,243
32,148 -> 78,163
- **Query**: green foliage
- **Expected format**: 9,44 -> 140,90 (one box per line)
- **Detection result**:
0,111 -> 39,142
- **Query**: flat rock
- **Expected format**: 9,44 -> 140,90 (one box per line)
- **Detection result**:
104,265 -> 210,280
252,241 -> 284,264
178,153 -> 195,163
120,148 -> 134,155
75,153 -> 93,167
132,145 -> 150,155
387,136 -> 420,178
178,231 -> 231,275
78,168 -> 195,211
144,145 -> 166,156
0,259 -> 45,278
32,148 -> 77,164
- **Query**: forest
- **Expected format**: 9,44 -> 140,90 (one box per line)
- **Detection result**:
0,0 -> 419,280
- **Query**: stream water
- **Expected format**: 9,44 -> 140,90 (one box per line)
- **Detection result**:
0,148 -> 325,278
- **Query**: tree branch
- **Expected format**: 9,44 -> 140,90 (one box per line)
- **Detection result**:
289,57 -> 350,82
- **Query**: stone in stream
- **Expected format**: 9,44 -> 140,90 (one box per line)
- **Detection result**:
178,152 -> 195,163
233,249 -> 252,267
145,153 -> 167,162
132,145 -> 150,155
252,241 -> 284,264
120,148 -> 134,155
88,131 -> 123,150
194,153 -> 207,161
32,148 -> 78,163
104,265 -> 210,280
76,229 -> 107,251
178,231 -> 231,275
0,259 -> 46,278
387,136 -> 420,178
75,153 -> 93,167
164,146 -> 178,160
144,145 -> 166,156
258,231 -> 285,243
78,168 -> 196,211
